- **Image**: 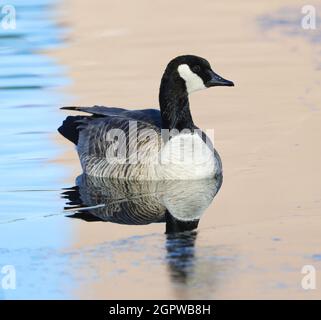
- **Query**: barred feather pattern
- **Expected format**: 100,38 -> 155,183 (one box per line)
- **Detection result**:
76,116 -> 164,180
63,174 -> 222,224
68,106 -> 221,180
74,175 -> 166,224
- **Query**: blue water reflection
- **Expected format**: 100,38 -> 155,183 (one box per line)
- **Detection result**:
0,0 -> 72,299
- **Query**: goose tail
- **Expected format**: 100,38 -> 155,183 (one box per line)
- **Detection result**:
58,115 -> 87,145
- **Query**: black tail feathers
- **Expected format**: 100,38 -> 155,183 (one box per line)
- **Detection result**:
58,115 -> 86,145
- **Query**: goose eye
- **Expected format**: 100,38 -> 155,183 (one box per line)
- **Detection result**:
192,65 -> 200,73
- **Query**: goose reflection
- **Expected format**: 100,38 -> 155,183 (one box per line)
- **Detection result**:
62,173 -> 222,290
62,174 -> 222,230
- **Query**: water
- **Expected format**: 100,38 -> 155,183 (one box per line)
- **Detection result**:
1,1 -> 320,299
0,0 -> 74,298
0,1 -> 228,299
258,7 -> 321,45
0,0 -> 69,220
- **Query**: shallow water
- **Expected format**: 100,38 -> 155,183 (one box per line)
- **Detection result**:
0,0 -> 73,298
0,0 -> 69,221
1,1 -> 321,299
0,1 -> 229,299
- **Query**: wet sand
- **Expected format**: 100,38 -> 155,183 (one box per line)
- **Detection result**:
53,0 -> 321,298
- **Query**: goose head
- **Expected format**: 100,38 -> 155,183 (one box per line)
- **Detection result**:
159,55 -> 234,130
162,55 -> 234,95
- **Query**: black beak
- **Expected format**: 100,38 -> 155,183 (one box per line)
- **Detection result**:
206,70 -> 234,87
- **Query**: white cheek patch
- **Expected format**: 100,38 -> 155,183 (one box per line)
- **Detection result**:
177,64 -> 206,94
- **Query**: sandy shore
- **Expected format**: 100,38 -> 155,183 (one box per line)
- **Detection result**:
53,0 -> 321,298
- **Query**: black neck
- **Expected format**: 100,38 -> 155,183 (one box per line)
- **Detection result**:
159,74 -> 194,131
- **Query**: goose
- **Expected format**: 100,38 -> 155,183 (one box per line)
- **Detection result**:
58,55 -> 234,180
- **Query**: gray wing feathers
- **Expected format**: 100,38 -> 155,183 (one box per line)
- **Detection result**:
76,116 -> 162,179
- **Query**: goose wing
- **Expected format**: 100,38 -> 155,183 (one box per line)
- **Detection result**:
61,105 -> 162,127
60,107 -> 162,178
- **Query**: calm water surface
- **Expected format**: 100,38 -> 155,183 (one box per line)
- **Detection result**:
0,0 -> 74,299
1,1 -> 320,299
0,0 -> 230,299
